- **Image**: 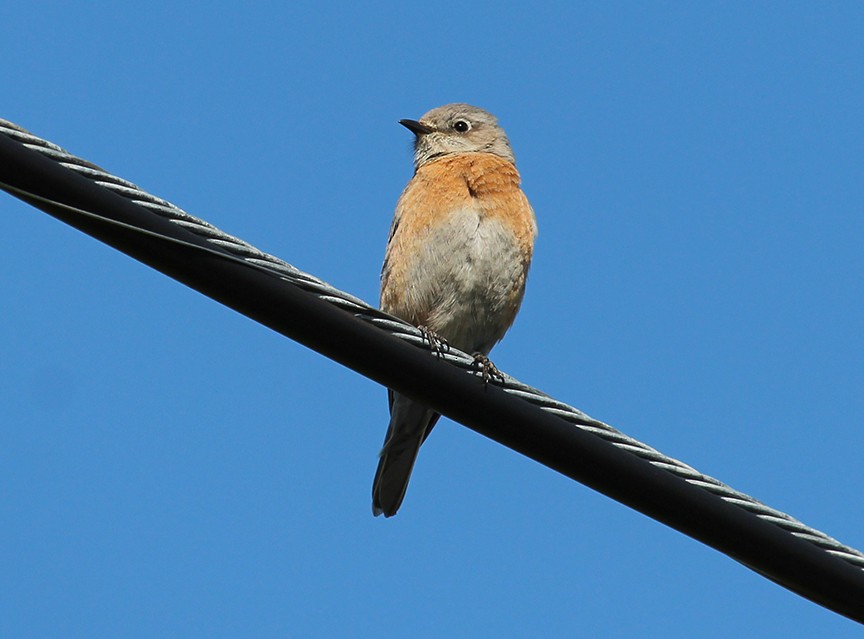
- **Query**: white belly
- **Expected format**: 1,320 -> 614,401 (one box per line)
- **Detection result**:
402,207 -> 526,354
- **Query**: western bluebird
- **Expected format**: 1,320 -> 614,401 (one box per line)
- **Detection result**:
372,103 -> 537,517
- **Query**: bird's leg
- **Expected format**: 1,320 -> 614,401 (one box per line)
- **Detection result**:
418,325 -> 449,358
472,353 -> 504,386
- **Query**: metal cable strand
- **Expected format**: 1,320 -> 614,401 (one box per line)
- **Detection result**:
3,118 -> 863,571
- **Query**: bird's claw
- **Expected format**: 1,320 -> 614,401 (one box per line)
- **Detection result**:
472,353 -> 504,386
418,325 -> 449,358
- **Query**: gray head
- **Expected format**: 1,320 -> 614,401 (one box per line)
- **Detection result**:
399,103 -> 515,170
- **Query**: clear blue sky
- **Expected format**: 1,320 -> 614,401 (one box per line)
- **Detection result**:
2,3 -> 863,637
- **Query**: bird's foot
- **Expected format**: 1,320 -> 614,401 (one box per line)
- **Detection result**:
418,325 -> 449,358
472,353 -> 504,386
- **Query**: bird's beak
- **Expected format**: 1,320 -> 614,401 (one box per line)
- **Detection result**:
399,119 -> 433,136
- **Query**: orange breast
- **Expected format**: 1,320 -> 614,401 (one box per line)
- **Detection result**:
395,152 -> 536,254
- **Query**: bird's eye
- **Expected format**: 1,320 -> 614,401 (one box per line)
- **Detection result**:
453,120 -> 471,133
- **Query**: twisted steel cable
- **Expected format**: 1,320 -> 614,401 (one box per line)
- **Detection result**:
2,118 -> 862,576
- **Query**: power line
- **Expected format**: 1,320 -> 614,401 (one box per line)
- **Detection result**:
1,119 -> 863,623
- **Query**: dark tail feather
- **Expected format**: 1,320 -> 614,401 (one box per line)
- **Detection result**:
372,393 -> 440,517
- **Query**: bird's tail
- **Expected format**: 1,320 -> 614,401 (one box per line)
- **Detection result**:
372,393 -> 440,517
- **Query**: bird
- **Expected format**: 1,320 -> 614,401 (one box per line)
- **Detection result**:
372,103 -> 537,517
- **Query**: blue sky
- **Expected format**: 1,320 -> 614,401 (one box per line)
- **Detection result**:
2,2 -> 863,637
